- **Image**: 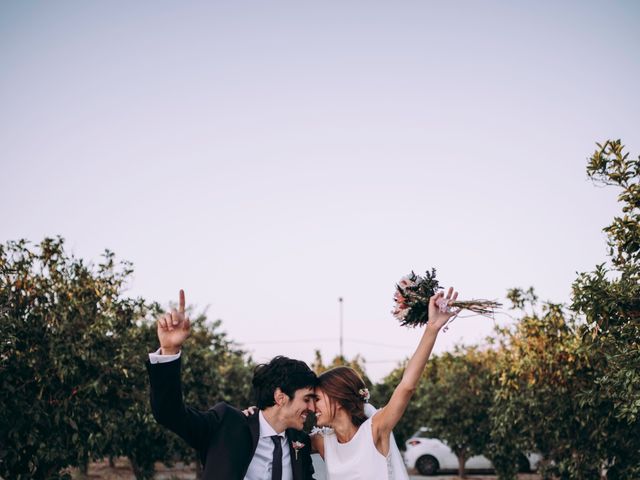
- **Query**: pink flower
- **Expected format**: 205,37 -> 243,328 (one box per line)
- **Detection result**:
291,441 -> 305,460
358,388 -> 370,402
398,277 -> 415,288
394,291 -> 406,306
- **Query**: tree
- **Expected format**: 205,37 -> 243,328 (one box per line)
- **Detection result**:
0,238 -> 256,480
490,295 -> 600,479
490,140 -> 640,480
416,347 -> 495,478
571,140 -> 640,478
0,238 -> 147,479
371,346 -> 495,479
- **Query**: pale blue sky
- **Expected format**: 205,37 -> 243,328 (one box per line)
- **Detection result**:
2,1 -> 639,381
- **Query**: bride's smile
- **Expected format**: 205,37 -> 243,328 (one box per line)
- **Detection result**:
314,389 -> 333,426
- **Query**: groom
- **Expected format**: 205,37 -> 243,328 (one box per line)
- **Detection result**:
147,290 -> 318,480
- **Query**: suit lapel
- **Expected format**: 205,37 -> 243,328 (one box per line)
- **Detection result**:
286,429 -> 303,480
248,410 -> 261,455
237,411 -> 262,480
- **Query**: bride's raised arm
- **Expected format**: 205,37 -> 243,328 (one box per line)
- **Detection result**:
373,287 -> 458,438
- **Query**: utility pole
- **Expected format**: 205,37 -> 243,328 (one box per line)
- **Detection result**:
338,297 -> 344,358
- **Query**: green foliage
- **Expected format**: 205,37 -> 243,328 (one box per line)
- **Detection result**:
417,348 -> 495,478
505,286 -> 538,312
573,140 -> 640,478
181,315 -> 254,410
490,140 -> 640,479
372,347 -> 496,479
573,140 -> 640,332
491,298 -> 602,478
0,238 -> 146,479
585,140 -> 640,269
0,238 -> 254,480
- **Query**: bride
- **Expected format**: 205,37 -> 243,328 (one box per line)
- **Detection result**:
311,288 -> 458,480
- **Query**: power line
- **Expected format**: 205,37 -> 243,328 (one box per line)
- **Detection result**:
239,337 -> 412,350
366,359 -> 407,364
240,338 -> 336,344
345,339 -> 412,350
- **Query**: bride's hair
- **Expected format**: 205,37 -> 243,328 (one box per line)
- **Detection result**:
317,366 -> 368,427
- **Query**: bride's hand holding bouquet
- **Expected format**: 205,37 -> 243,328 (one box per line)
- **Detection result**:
425,287 -> 459,333
392,269 -> 501,332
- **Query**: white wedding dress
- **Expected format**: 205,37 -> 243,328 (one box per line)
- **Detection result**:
313,404 -> 409,480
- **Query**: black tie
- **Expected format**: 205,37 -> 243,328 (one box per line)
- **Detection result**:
271,435 -> 282,480
270,435 -> 283,480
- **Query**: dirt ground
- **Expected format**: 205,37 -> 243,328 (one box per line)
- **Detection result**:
67,458 -> 543,479
411,475 -> 541,480
67,458 -> 195,479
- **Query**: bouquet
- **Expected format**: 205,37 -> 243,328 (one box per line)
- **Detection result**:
392,269 -> 501,328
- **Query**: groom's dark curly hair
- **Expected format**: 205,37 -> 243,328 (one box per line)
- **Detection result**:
252,356 -> 317,409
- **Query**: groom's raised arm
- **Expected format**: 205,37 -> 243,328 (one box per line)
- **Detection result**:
147,290 -> 221,451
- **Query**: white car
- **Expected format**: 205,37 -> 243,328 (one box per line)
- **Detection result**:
403,427 -> 540,476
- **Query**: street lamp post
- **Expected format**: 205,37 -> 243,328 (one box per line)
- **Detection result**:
338,297 -> 344,359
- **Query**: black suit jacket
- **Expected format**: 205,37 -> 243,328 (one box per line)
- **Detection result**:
147,358 -> 316,480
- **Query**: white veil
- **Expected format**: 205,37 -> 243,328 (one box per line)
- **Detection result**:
364,403 -> 409,480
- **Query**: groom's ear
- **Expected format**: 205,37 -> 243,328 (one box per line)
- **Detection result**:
273,388 -> 287,407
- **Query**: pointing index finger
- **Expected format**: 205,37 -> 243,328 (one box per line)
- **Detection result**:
179,289 -> 186,314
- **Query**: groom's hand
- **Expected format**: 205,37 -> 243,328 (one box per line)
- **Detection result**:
157,289 -> 191,354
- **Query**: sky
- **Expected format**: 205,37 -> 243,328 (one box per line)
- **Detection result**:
1,1 -> 639,382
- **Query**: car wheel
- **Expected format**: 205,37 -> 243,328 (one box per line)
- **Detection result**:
416,455 -> 439,476
517,454 -> 531,473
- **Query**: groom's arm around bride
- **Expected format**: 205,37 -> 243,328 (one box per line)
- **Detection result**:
147,290 -> 318,480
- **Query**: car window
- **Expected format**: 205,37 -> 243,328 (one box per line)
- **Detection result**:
412,428 -> 433,438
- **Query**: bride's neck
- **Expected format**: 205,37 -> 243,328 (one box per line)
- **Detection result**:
332,413 -> 358,443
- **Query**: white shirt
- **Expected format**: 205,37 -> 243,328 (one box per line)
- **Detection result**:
148,350 -> 293,480
244,411 -> 293,480
148,349 -> 181,364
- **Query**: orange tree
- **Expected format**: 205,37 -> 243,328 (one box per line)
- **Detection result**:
0,238 -> 255,480
373,346 -> 495,478
490,296 -> 595,479
0,238 -> 150,479
571,140 -> 640,478
417,347 -> 495,479
491,140 -> 640,479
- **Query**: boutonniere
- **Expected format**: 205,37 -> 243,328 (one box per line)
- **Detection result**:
291,441 -> 305,460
